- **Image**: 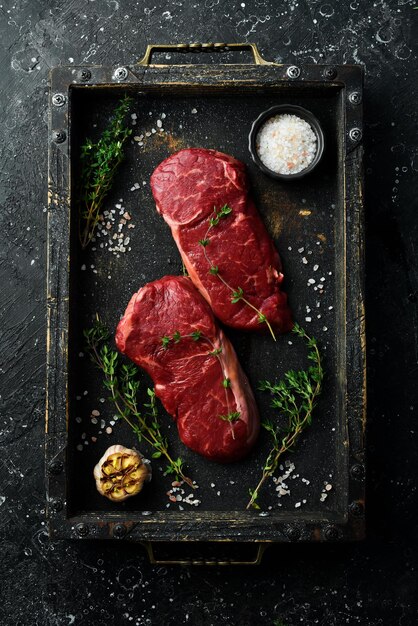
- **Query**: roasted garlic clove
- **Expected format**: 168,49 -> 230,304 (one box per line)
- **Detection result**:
94,444 -> 151,502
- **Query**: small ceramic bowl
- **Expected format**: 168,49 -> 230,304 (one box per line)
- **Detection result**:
248,104 -> 325,180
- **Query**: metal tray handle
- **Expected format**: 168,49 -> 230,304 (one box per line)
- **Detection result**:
141,541 -> 268,566
137,42 -> 273,66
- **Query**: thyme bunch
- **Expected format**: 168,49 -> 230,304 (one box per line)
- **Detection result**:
247,324 -> 323,509
199,205 -> 277,341
79,95 -> 133,249
84,319 -> 195,488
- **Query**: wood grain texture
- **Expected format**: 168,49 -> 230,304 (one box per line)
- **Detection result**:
0,0 -> 417,624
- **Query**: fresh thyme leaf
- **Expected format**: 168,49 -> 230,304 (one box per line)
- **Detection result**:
246,326 -> 323,510
222,378 -> 231,388
219,411 -> 241,422
172,331 -> 181,343
208,347 -> 222,356
219,204 -> 232,217
84,318 -> 195,488
231,287 -> 244,303
199,239 -> 209,247
79,95 -> 133,249
258,313 -> 267,323
209,265 -> 219,275
161,336 -> 171,349
191,330 -> 202,341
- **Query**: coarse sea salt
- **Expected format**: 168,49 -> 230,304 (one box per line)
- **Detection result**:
256,114 -> 317,175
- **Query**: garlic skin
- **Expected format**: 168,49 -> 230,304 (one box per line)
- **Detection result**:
94,444 -> 151,502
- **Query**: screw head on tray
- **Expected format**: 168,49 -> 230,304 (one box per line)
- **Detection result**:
248,104 -> 325,181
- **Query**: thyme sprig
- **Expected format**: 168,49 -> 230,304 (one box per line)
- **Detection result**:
199,205 -> 277,341
79,95 -> 133,249
160,329 -> 240,435
84,319 -> 195,488
246,324 -> 323,510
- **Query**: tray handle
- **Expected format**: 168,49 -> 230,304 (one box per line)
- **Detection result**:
141,541 -> 268,566
137,43 -> 274,66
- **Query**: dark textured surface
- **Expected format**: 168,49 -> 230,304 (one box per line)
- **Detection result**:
0,1 -> 417,625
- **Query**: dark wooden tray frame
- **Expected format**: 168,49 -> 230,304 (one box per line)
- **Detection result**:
46,44 -> 365,557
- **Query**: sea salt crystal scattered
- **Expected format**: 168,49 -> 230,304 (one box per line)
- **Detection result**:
91,417 -> 98,425
131,113 -> 137,119
302,257 -> 308,264
305,316 -> 312,322
325,483 -> 333,491
157,119 -> 162,128
308,279 -> 315,285
295,502 -> 301,508
75,417 -> 82,424
320,493 -> 328,502
191,108 -> 197,114
313,264 -> 319,271
161,113 -> 166,119
100,419 -> 105,429
298,247 -> 304,253
323,326 -> 328,331
76,444 -> 83,452
81,264 -> 86,271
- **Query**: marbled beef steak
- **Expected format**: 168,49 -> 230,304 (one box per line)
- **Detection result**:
115,276 -> 259,462
150,148 -> 293,334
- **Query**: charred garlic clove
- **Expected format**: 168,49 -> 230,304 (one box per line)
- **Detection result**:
94,444 -> 151,502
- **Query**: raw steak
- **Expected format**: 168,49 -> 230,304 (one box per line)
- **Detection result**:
150,148 -> 293,334
115,276 -> 259,463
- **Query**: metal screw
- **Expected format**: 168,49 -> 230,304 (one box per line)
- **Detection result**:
48,460 -> 63,475
349,91 -> 362,105
349,127 -> 362,142
50,498 -> 63,512
78,69 -> 91,82
349,501 -> 364,517
114,67 -> 128,81
350,463 -> 365,481
285,524 -> 300,540
113,523 -> 127,539
52,130 -> 66,144
75,523 -> 89,537
52,93 -> 66,107
287,65 -> 301,79
323,67 -> 337,79
324,525 -> 340,541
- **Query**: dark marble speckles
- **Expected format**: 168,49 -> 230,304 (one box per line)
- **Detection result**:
0,0 -> 417,625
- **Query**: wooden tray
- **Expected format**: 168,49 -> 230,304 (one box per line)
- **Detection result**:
46,44 -> 365,562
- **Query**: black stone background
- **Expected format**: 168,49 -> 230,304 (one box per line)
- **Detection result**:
0,1 -> 417,624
